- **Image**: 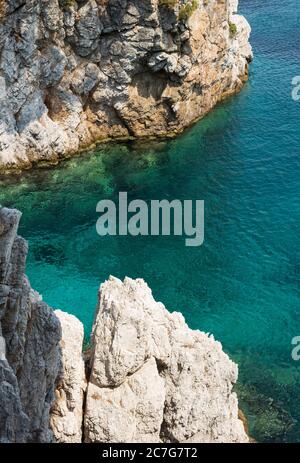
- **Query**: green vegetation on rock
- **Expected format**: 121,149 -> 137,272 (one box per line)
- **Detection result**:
159,0 -> 178,7
60,0 -> 77,10
159,0 -> 199,22
178,0 -> 199,21
229,21 -> 238,38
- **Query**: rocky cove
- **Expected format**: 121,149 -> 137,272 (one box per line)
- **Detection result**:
0,207 -> 248,443
1,0 -> 299,444
0,0 -> 260,446
0,0 -> 252,172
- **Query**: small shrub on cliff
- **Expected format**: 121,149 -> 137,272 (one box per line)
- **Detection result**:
60,0 -> 77,10
178,0 -> 199,21
159,0 -> 178,7
229,21 -> 238,38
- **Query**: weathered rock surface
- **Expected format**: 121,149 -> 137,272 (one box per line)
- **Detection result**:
85,357 -> 165,443
0,0 -> 252,172
50,310 -> 86,443
85,276 -> 248,443
0,207 -> 61,442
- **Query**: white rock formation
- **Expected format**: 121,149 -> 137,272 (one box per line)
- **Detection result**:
228,1 -> 253,85
50,310 -> 86,443
85,357 -> 165,443
85,276 -> 248,443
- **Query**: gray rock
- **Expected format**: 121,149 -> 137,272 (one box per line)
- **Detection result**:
74,1 -> 103,56
0,358 -> 29,443
0,208 -> 61,442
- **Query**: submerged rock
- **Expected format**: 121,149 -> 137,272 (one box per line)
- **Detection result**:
0,0 -> 252,172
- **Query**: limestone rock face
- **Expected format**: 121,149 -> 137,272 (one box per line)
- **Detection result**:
0,0 -> 252,172
85,276 -> 248,443
85,357 -> 165,443
50,310 -> 86,443
0,207 -> 61,443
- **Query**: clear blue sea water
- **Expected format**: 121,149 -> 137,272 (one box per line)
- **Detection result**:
1,0 -> 300,442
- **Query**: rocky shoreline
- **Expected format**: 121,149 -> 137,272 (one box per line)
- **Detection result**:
0,207 -> 248,443
0,0 -> 252,173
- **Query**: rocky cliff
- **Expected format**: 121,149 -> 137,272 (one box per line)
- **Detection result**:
0,207 -> 248,443
0,0 -> 252,172
0,208 -> 61,442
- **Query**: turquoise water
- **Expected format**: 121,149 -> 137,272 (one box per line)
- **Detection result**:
1,0 -> 300,442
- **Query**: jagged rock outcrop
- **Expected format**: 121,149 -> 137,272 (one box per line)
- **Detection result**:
0,208 -> 61,442
0,0 -> 252,172
85,357 -> 166,443
50,310 -> 86,443
82,276 -> 248,443
0,207 -> 248,443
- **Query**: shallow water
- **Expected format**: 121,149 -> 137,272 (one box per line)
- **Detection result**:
1,0 -> 300,442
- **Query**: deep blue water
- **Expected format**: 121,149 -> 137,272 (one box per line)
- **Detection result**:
1,0 -> 300,442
